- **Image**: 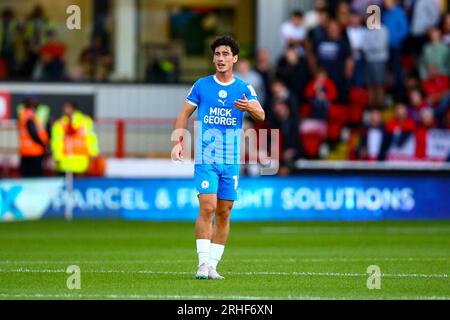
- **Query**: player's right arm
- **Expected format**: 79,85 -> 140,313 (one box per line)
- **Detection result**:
172,102 -> 197,161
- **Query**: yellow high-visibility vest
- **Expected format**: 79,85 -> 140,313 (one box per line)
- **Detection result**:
23,19 -> 54,46
51,111 -> 99,174
17,103 -> 50,127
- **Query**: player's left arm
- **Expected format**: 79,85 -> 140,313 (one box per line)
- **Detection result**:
247,97 -> 265,122
233,86 -> 266,121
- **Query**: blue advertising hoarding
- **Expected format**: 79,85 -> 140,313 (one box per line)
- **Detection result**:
1,175 -> 449,221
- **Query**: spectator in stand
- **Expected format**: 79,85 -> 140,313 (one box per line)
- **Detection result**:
409,0 -> 441,56
254,48 -> 275,110
419,27 -> 450,80
415,107 -> 436,159
361,21 -> 389,107
33,30 -> 67,81
351,0 -> 382,18
325,0 -> 342,18
347,10 -> 365,88
384,102 -> 416,153
0,8 -> 19,80
357,108 -> 387,161
314,19 -> 353,103
381,0 -> 409,102
276,44 -> 309,107
422,64 -> 450,113
272,100 -> 303,174
306,9 -> 330,60
145,53 -> 180,84
23,5 -> 54,79
440,108 -> 450,129
442,13 -> 450,46
336,1 -> 352,28
304,68 -> 338,120
78,34 -> 113,82
303,0 -> 327,32
280,10 -> 306,51
404,72 -> 421,93
401,0 -> 414,20
407,88 -> 431,123
267,80 -> 298,127
235,58 -> 265,106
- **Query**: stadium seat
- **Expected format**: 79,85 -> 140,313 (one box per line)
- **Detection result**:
0,59 -> 7,80
328,104 -> 349,125
349,104 -> 365,125
327,122 -> 342,142
300,132 -> 323,158
349,87 -> 369,108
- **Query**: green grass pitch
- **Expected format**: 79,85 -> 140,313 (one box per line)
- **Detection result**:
0,219 -> 449,300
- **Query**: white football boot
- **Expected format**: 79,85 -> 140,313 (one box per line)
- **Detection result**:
195,263 -> 209,279
208,266 -> 225,280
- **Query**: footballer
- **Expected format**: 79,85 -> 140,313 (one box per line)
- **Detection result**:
172,35 -> 265,279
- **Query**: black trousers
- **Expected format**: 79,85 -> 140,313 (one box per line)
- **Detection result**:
19,156 -> 44,178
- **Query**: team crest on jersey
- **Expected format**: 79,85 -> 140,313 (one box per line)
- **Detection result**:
201,180 -> 210,189
218,90 -> 227,99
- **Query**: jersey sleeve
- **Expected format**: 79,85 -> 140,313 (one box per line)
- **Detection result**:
244,83 -> 258,101
186,80 -> 201,107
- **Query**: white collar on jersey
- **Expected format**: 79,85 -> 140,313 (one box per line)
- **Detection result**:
213,75 -> 235,86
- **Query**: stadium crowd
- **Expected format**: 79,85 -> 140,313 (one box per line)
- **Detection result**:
1,1 -> 449,176
237,0 -> 450,173
0,5 -> 112,82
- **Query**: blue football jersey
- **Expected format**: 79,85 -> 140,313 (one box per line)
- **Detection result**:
186,75 -> 258,165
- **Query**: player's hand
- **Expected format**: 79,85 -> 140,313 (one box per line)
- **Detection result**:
233,94 -> 250,111
171,141 -> 184,161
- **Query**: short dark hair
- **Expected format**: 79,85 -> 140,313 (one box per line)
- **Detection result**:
318,8 -> 328,15
64,100 -> 77,109
210,35 -> 240,56
291,10 -> 303,18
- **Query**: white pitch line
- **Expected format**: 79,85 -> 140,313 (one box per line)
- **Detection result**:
229,271 -> 449,278
260,226 -> 450,234
0,268 -> 190,275
0,268 -> 447,279
0,293 -> 319,300
1,226 -> 449,240
0,293 -> 448,300
0,260 -> 185,265
0,257 -> 447,264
